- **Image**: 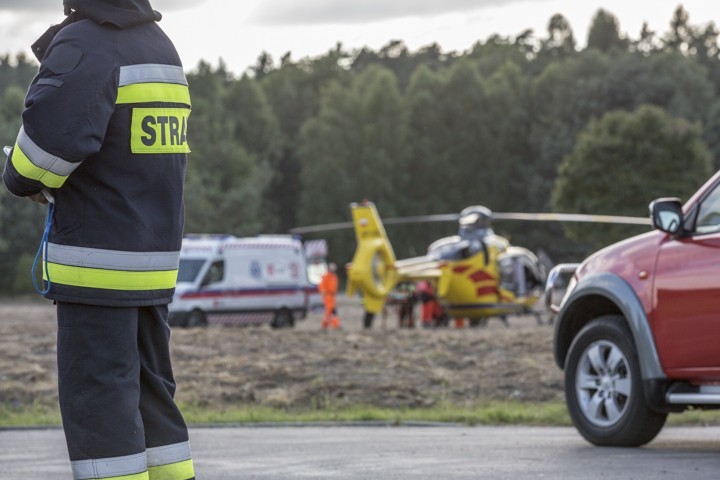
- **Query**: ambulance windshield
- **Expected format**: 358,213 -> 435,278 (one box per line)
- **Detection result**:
177,259 -> 206,283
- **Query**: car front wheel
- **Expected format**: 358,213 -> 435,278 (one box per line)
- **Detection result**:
564,315 -> 667,447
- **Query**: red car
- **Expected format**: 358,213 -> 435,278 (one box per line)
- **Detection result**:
549,170 -> 720,447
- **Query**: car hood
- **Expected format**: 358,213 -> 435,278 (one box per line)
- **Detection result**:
576,230 -> 664,282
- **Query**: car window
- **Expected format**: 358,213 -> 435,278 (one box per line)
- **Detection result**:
696,184 -> 720,234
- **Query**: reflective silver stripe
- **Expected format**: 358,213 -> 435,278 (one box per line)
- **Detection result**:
47,243 -> 180,272
119,64 -> 188,87
147,441 -> 192,467
16,126 -> 80,177
72,452 -> 147,479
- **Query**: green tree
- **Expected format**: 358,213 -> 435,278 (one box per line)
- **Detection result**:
298,65 -> 409,224
531,49 -> 714,213
664,5 -> 693,53
404,64 -> 449,215
553,105 -> 712,249
587,9 -> 627,53
0,84 -> 47,294
468,35 -> 533,78
703,100 -> 720,169
352,40 -> 453,91
260,46 -> 351,232
0,53 -> 37,95
184,63 -> 273,235
538,13 -> 577,64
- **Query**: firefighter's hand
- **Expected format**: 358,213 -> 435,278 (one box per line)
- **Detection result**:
28,192 -> 48,204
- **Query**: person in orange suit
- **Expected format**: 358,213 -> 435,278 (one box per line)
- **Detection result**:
417,280 -> 436,328
319,262 -> 341,329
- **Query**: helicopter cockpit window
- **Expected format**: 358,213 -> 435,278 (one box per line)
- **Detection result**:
695,184 -> 720,234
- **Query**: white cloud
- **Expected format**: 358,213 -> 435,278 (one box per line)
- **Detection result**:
249,0 -> 550,25
0,0 -> 204,13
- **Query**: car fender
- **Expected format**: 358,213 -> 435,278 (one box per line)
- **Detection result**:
554,271 -> 665,381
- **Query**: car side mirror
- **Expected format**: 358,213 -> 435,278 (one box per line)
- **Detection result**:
649,198 -> 683,235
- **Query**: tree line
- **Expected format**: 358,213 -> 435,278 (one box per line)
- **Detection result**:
0,6 -> 718,293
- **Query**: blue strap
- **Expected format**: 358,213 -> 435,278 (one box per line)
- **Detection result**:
32,202 -> 54,295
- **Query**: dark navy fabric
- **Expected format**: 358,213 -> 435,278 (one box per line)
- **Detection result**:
57,302 -> 189,461
2,1 -> 188,306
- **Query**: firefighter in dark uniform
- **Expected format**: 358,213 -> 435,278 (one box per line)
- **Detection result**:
2,1 -> 194,479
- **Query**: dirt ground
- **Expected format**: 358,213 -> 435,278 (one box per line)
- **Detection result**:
0,296 -> 564,411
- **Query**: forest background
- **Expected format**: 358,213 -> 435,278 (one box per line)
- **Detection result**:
1,6 -> 719,293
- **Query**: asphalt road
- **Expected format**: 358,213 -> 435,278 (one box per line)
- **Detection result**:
1,425 -> 719,479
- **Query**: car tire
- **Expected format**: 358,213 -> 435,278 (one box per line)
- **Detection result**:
271,308 -> 294,329
186,309 -> 207,328
564,315 -> 667,447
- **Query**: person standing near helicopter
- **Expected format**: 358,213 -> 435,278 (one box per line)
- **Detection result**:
319,262 -> 341,329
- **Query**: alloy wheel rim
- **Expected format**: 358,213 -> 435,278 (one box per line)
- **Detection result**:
576,340 -> 632,427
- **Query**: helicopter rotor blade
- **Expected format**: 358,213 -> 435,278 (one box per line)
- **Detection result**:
492,212 -> 651,225
288,214 -> 460,234
288,211 -> 650,234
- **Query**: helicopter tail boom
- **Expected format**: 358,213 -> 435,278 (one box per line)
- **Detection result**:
346,201 -> 399,314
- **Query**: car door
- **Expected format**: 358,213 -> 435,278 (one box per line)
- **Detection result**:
653,181 -> 720,378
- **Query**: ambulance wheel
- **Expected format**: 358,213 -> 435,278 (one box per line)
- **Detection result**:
186,309 -> 207,328
272,309 -> 294,329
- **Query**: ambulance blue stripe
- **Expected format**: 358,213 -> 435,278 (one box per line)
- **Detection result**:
180,286 -> 313,299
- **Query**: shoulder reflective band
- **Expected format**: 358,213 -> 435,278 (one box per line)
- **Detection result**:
46,243 -> 180,291
116,83 -> 191,106
131,108 -> 190,154
119,64 -> 188,87
72,452 -> 148,480
10,126 -> 80,188
117,64 -> 190,105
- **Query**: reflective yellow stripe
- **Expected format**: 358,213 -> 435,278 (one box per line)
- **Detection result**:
148,459 -> 194,480
10,142 -> 68,188
101,472 -> 149,480
131,108 -> 190,154
117,83 -> 191,105
45,263 -> 178,290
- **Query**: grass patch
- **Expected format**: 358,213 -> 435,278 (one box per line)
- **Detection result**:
179,401 -> 573,426
667,408 -> 720,426
0,401 -> 571,427
0,404 -> 62,427
5,401 -> 720,428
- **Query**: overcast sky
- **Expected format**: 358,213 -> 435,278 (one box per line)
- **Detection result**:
1,1 -> 718,75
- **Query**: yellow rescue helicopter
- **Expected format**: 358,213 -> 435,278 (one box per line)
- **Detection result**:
291,201 -> 650,325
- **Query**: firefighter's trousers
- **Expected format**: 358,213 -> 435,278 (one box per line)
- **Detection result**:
57,302 -> 194,480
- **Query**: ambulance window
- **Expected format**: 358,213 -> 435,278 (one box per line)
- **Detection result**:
177,259 -> 206,283
201,260 -> 225,287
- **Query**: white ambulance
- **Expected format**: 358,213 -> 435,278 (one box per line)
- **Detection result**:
168,235 -> 326,328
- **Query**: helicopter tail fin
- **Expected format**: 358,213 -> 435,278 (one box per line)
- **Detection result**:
346,201 -> 399,314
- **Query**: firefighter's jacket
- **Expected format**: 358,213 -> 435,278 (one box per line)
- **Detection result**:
2,1 -> 190,307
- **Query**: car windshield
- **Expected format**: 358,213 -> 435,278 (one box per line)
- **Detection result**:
177,259 -> 206,283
